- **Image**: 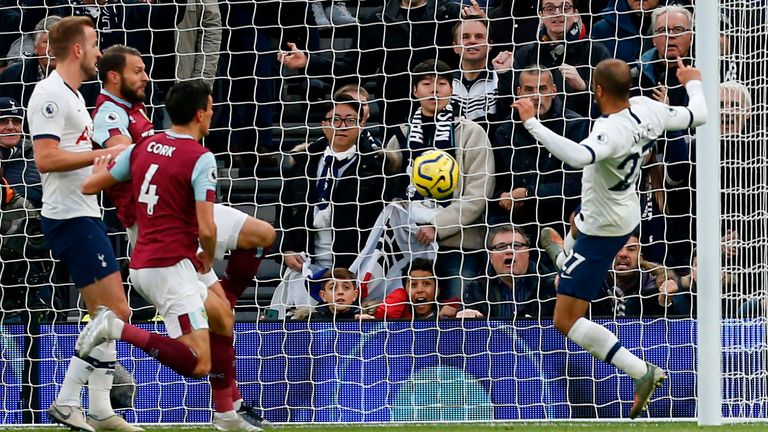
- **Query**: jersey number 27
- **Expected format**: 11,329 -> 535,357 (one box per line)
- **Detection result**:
138,163 -> 159,215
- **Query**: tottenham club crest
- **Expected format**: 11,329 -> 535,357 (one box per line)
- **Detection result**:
42,101 -> 59,119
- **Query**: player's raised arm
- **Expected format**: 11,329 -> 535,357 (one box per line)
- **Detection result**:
513,98 -> 606,169
82,144 -> 135,194
661,57 -> 708,130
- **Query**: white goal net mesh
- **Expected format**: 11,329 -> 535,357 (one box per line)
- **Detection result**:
0,0 -> 765,425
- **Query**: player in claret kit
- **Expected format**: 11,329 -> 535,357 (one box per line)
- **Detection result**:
92,45 -> 275,427
80,80 -> 261,431
513,58 -> 708,419
27,16 -> 141,432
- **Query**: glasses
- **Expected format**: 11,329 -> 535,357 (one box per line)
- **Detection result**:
653,26 -> 690,36
490,241 -> 529,252
323,116 -> 359,127
0,117 -> 21,125
541,2 -> 573,15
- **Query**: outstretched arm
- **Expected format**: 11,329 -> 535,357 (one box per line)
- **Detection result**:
513,98 -> 611,169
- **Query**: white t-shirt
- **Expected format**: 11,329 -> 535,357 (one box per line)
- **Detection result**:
28,70 -> 99,219
524,82 -> 705,237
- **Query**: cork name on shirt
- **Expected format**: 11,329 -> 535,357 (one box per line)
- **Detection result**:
146,142 -> 176,157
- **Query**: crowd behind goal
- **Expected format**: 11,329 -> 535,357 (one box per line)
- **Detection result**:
0,0 -> 762,325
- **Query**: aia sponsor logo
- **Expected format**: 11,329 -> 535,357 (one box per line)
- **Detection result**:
76,125 -> 93,146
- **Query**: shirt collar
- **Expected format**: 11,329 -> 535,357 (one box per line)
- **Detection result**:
101,89 -> 132,107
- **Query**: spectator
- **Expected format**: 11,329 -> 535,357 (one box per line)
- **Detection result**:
5,15 -> 60,67
280,93 -> 385,271
720,81 -> 752,137
459,226 -> 556,319
384,59 -> 494,300
510,0 -> 611,116
591,0 -> 661,77
591,231 -> 689,317
0,97 -> 41,208
491,65 -> 586,243
300,268 -> 372,320
451,15 -> 501,129
278,0 -> 469,129
638,5 -> 693,106
487,0 -> 539,58
0,14 -> 99,109
310,1 -> 357,27
374,258 -> 460,320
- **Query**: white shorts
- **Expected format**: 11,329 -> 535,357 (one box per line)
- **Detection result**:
129,259 -> 209,339
127,204 -> 248,288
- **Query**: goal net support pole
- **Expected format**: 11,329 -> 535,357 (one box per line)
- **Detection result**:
695,1 -> 722,426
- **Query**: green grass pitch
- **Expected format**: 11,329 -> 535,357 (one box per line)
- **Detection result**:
10,423 -> 768,431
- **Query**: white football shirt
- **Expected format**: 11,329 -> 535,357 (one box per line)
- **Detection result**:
523,81 -> 707,237
28,70 -> 100,219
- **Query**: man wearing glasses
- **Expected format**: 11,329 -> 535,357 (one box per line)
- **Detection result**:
639,5 -> 694,107
459,225 -> 556,320
506,0 -> 611,117
280,92 -> 385,272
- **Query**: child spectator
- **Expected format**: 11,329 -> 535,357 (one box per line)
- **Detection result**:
374,258 -> 460,320
307,268 -> 373,320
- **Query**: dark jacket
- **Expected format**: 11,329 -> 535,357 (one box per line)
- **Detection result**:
0,138 -> 41,208
304,0 -> 461,127
591,0 -> 656,73
592,271 -> 690,317
491,96 -> 586,228
308,302 -> 362,321
487,0 -> 539,59
0,58 -> 100,109
513,37 -> 610,116
280,133 -> 385,269
463,264 -> 556,320
638,48 -> 689,107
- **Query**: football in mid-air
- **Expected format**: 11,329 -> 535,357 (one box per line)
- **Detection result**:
411,149 -> 460,199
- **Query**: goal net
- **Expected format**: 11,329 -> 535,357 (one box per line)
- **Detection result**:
0,0 -> 765,425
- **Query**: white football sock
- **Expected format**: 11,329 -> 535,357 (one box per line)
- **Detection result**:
233,399 -> 243,411
87,341 -> 117,419
567,318 -> 648,379
56,356 -> 94,406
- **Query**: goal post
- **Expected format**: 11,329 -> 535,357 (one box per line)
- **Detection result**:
695,0 -> 722,427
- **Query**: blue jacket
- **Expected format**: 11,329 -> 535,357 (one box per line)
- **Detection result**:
591,0 -> 658,69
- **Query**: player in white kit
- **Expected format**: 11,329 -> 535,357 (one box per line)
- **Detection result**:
27,16 -> 140,431
513,58 -> 707,418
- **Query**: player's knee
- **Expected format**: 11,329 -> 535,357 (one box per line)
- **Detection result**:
553,311 -> 577,336
239,218 -> 276,249
192,357 -> 211,378
210,307 -> 235,336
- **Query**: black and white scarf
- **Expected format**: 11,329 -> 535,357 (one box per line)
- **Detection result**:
406,104 -> 456,157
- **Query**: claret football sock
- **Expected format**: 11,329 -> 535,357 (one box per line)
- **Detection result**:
222,248 -> 266,308
209,333 -> 236,413
121,324 -> 199,377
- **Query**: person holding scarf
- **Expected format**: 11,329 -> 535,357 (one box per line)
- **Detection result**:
281,93 -> 385,272
497,0 -> 610,117
384,59 -> 494,301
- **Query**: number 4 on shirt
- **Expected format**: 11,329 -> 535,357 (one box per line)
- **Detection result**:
139,163 -> 159,215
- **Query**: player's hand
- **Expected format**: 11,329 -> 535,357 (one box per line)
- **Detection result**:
675,57 -> 702,85
277,42 -> 308,70
92,153 -> 112,173
416,226 -> 436,245
511,187 -> 527,207
652,83 -> 669,104
197,251 -> 213,274
104,143 -> 128,159
491,50 -> 513,72
512,98 -> 536,122
283,251 -> 304,272
560,64 -> 587,91
461,0 -> 485,18
456,309 -> 484,319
